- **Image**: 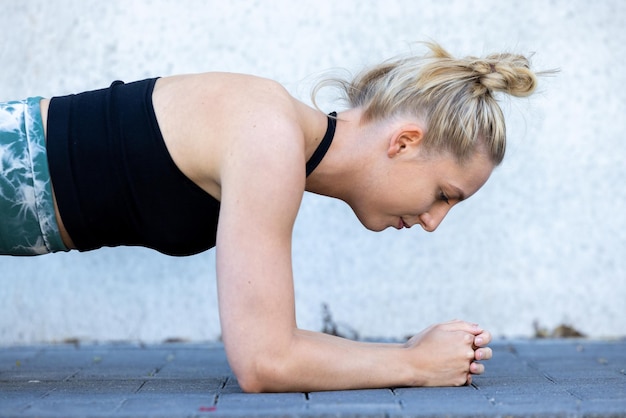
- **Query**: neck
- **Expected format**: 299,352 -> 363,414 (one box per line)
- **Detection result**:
305,108 -> 373,203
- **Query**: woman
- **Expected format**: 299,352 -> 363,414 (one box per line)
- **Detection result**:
0,43 -> 541,392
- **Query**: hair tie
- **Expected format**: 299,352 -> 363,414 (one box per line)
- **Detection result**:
489,63 -> 497,73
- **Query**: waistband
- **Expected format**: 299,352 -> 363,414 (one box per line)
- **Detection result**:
0,96 -> 68,255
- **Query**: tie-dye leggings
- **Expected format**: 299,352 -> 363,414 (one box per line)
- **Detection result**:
0,97 -> 67,255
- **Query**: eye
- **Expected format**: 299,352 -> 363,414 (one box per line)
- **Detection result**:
439,190 -> 450,205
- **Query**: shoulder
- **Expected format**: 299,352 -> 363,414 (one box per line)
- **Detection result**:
155,72 -> 294,112
153,72 -> 307,199
217,76 -> 307,198
190,73 -> 305,177
155,72 -> 302,142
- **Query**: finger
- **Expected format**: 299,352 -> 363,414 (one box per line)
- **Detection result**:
473,330 -> 492,347
475,347 -> 492,361
469,361 -> 485,375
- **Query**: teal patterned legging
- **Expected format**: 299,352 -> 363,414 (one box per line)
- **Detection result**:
0,97 -> 67,255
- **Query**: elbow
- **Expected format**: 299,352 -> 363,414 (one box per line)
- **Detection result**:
235,369 -> 265,394
232,359 -> 264,393
229,351 -> 292,393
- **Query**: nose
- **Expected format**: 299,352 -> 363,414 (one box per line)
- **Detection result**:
418,206 -> 451,232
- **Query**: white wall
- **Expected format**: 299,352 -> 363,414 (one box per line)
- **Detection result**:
1,0 -> 624,344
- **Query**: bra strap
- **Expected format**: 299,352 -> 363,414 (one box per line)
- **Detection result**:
305,111 -> 337,177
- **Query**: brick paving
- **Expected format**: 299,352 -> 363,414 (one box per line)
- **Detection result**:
1,339 -> 625,417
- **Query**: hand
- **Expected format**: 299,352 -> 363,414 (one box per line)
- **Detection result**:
404,319 -> 492,387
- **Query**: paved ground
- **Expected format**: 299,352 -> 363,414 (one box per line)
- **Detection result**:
0,339 -> 625,417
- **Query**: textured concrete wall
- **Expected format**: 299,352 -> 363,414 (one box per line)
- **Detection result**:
1,0 -> 624,344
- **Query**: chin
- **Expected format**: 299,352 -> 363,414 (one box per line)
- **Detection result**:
357,217 -> 386,232
349,206 -> 386,232
369,224 -> 388,232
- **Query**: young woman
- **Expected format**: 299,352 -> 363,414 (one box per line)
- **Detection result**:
0,43 -> 541,392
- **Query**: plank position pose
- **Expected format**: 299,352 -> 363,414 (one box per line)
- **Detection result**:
0,43 -> 541,392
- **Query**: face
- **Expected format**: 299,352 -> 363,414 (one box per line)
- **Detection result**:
350,148 -> 495,233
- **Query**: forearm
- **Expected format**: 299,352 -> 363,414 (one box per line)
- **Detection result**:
237,328 -> 413,393
228,320 -> 490,393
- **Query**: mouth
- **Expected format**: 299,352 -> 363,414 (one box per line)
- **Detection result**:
397,218 -> 410,230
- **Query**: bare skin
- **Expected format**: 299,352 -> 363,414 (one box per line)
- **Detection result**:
40,73 -> 493,392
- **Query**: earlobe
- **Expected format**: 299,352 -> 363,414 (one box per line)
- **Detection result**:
387,137 -> 404,158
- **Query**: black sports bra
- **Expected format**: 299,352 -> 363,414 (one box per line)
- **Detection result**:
47,78 -> 337,256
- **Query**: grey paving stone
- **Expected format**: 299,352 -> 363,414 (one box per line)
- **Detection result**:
215,392 -> 307,416
138,377 -> 224,394
155,352 -> 232,379
579,399 -> 626,417
0,381 -> 57,416
393,386 -> 494,417
118,393 -> 216,417
307,389 -> 401,415
74,349 -> 175,380
565,378 -> 626,401
15,394 -> 125,417
0,347 -> 40,368
1,345 -> 104,382
0,340 -> 625,418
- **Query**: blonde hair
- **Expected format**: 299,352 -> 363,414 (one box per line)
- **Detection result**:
313,42 -> 545,165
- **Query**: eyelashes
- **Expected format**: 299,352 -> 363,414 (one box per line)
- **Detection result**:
439,190 -> 450,205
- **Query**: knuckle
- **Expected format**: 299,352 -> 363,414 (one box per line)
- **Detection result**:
455,375 -> 469,386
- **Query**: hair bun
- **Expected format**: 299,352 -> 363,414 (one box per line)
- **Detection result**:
473,53 -> 537,97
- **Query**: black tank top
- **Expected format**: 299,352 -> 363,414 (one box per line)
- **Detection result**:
46,78 -> 336,256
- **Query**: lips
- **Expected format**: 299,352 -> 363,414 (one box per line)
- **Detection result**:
398,218 -> 410,229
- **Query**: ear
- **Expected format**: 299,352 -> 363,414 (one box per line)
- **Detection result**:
386,124 -> 425,158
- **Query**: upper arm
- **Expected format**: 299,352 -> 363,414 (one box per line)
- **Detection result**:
213,102 -> 306,378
